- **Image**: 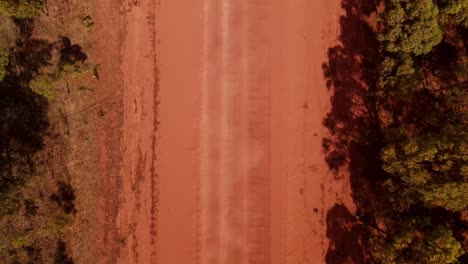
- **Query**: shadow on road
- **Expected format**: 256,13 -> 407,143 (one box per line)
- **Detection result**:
321,0 -> 383,262
326,203 -> 365,264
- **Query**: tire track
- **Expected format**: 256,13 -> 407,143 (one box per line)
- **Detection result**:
199,1 -> 271,263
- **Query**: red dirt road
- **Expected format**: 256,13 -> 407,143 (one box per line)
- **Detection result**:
107,0 -> 354,263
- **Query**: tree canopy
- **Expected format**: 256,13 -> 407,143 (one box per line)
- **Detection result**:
378,0 -> 443,55
438,0 -> 468,27
372,223 -> 464,264
348,0 -> 468,263
381,126 -> 468,211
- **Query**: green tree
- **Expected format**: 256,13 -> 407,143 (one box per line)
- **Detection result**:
377,54 -> 423,99
421,182 -> 468,211
362,1 -> 468,263
0,0 -> 43,19
423,226 -> 464,263
381,125 -> 468,211
379,0 -> 443,55
438,0 -> 468,27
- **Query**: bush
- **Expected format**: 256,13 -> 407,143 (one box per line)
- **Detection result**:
82,15 -> 94,31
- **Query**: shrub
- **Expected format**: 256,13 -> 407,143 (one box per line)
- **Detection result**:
29,74 -> 56,100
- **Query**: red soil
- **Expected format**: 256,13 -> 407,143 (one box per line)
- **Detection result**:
94,0 -> 355,263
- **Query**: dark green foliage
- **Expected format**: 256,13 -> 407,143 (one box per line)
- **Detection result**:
371,1 -> 468,262
381,126 -> 468,211
377,54 -> 423,99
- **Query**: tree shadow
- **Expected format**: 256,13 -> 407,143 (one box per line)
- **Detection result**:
461,27 -> 468,46
12,18 -> 35,38
54,241 -> 74,264
323,0 -> 383,207
326,203 -> 365,264
0,37 -> 53,194
24,198 -> 39,216
0,78 -> 49,194
322,0 -> 383,262
14,38 -> 54,83
50,181 -> 77,214
59,36 -> 87,66
0,35 -> 87,207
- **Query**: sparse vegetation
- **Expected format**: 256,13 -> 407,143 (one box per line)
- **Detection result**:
0,1 -> 94,263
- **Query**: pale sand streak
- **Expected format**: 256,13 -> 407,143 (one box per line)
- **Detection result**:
219,0 -> 231,262
200,0 -> 250,263
240,0 -> 249,262
199,0 -> 211,261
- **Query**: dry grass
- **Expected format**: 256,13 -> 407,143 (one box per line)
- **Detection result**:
35,1 -> 105,263
0,15 -> 17,48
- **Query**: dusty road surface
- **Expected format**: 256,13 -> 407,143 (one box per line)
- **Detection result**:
98,0 -> 355,263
